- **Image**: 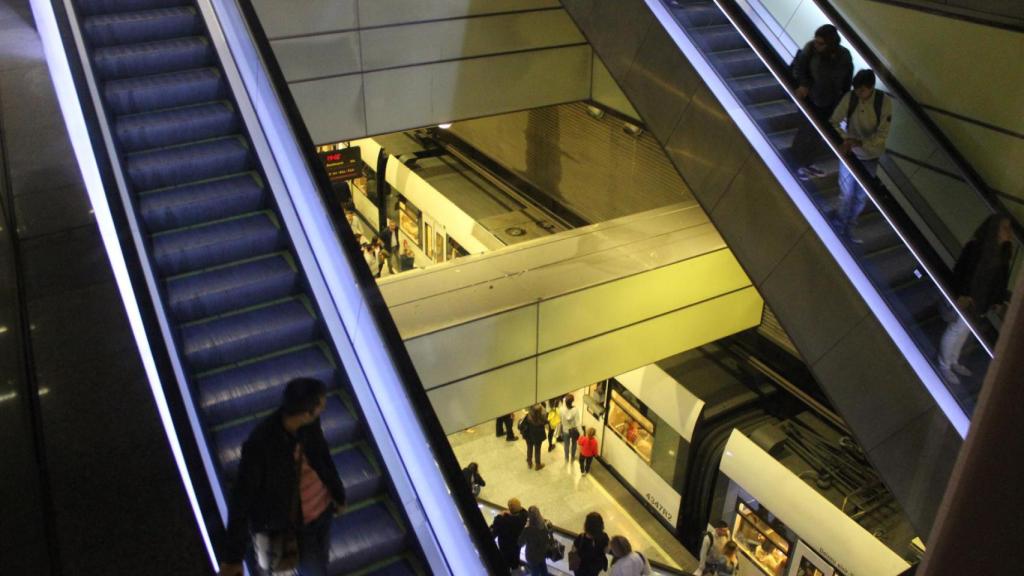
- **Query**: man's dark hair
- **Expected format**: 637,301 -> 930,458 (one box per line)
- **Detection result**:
713,520 -> 729,529
814,24 -> 840,46
282,378 -> 327,416
584,511 -> 605,537
852,69 -> 876,89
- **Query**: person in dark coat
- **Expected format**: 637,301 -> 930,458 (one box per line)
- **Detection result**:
570,512 -> 610,576
523,404 -> 549,470
790,24 -> 853,180
220,378 -> 346,576
462,462 -> 486,496
491,497 -> 529,573
939,215 -> 1014,384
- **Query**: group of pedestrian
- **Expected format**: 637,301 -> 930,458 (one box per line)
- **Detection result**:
694,521 -> 740,576
510,395 -> 600,474
790,24 -> 893,244
345,209 -> 417,277
492,505 -> 651,576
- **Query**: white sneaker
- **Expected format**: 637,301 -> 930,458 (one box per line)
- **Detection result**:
951,364 -> 973,377
938,363 -> 960,385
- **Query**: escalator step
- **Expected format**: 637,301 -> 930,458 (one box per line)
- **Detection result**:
116,101 -> 239,153
672,1 -> 728,28
748,100 -> 802,134
81,6 -> 201,47
139,172 -> 264,232
329,503 -> 407,575
198,345 -> 339,427
863,246 -> 920,287
77,0 -> 192,17
104,67 -> 226,115
216,395 -> 360,479
730,73 -> 787,105
166,253 -> 299,323
709,48 -> 763,79
94,36 -> 213,80
180,298 -> 318,373
334,447 -> 383,504
894,279 -> 942,322
152,211 -> 284,279
363,558 -> 419,576
694,25 -> 748,53
125,136 -> 251,192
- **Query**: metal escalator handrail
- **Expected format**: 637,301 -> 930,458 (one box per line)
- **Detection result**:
707,0 -> 996,357
223,0 -> 506,572
808,0 -> 1023,240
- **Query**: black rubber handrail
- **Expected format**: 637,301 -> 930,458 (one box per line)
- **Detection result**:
809,0 -> 1024,240
228,0 -> 506,571
707,0 -> 998,355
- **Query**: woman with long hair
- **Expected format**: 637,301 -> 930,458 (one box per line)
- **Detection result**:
939,214 -> 1014,385
518,506 -> 551,576
570,512 -> 609,576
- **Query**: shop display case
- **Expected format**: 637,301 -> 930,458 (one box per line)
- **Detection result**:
732,501 -> 790,575
397,198 -> 421,248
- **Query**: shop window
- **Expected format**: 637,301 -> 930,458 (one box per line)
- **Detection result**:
607,388 -> 655,462
732,501 -> 790,575
605,380 -> 689,488
397,198 -> 421,248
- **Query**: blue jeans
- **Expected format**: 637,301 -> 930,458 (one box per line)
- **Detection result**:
562,428 -> 579,462
297,508 -> 333,576
527,560 -> 549,576
835,159 -> 878,236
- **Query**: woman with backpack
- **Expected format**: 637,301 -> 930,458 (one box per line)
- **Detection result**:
609,535 -> 651,576
569,512 -> 609,576
518,506 -> 552,576
522,404 -> 549,470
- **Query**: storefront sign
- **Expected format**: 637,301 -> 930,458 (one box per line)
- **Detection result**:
319,146 -> 362,182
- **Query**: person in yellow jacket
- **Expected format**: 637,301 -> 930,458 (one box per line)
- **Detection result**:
546,398 -> 561,453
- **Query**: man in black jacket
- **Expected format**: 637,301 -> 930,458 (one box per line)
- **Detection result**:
791,24 -> 853,180
491,498 -> 529,574
219,378 -> 346,576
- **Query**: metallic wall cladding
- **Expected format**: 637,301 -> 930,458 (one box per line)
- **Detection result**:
450,102 -> 694,223
251,2 -> 591,142
560,0 -> 958,535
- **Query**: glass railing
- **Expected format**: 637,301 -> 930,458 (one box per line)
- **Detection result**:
660,0 -> 1020,424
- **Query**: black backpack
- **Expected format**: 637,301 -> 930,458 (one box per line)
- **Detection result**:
845,89 -> 888,130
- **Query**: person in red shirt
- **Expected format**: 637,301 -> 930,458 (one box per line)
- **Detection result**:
578,427 -> 599,475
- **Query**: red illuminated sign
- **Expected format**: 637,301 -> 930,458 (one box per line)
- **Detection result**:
318,146 -> 362,182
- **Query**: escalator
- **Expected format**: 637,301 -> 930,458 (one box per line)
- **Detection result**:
561,0 -> 1020,536
38,0 -> 498,573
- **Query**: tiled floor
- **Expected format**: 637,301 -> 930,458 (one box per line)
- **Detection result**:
450,421 -> 698,572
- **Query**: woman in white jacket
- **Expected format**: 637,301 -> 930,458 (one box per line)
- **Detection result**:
559,394 -> 582,463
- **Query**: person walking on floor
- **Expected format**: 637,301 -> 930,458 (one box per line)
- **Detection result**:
522,404 -> 549,471
219,378 -> 346,576
546,398 -> 561,452
578,427 -> 599,475
569,512 -> 609,576
496,412 -> 518,442
828,69 -> 893,242
462,462 -> 486,497
695,520 -> 730,576
939,214 -> 1013,385
791,24 -> 853,180
491,497 -> 529,575
609,535 -> 651,576
519,506 -> 553,576
559,394 -> 582,463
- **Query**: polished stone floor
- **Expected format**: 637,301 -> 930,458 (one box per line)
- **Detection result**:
0,1 -> 210,573
450,420 -> 697,572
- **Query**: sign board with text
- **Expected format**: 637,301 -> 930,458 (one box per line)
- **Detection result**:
319,146 -> 362,182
